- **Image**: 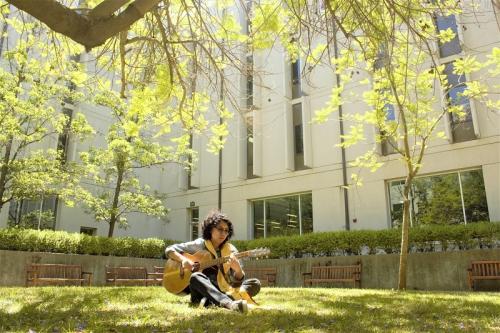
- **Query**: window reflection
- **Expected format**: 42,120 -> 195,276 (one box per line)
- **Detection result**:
388,169 -> 489,227
252,193 -> 313,238
435,14 -> 462,58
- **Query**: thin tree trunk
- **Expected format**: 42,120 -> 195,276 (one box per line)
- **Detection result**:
398,179 -> 412,290
108,161 -> 125,238
0,137 -> 14,211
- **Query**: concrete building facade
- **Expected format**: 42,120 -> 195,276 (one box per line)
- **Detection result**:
0,3 -> 499,241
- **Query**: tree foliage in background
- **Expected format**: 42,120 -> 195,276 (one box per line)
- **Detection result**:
245,0 -> 500,289
3,0 -> 500,287
0,8 -> 93,215
73,84 -> 207,237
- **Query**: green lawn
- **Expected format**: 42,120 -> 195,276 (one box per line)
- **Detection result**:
0,287 -> 499,333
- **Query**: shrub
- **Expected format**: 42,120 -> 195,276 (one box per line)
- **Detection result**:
234,222 -> 499,259
0,222 -> 497,259
0,228 -> 173,258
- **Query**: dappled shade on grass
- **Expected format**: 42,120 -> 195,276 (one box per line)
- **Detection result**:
0,287 -> 499,332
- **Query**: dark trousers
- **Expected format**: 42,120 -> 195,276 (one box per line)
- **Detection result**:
189,272 -> 261,307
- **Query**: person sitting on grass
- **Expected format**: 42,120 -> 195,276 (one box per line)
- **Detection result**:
165,209 -> 261,313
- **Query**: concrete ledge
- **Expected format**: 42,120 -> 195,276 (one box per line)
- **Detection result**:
243,248 -> 500,291
1,249 -> 499,290
0,250 -> 165,286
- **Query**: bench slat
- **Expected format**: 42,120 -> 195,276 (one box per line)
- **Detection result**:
304,262 -> 361,288
26,264 -> 92,287
105,266 -> 159,286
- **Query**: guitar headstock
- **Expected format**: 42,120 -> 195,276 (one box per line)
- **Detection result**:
247,247 -> 271,259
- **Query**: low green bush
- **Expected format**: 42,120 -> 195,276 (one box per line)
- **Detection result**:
0,228 -> 175,258
0,222 -> 497,259
233,222 -> 500,259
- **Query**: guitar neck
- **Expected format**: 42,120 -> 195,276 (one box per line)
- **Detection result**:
199,251 -> 251,270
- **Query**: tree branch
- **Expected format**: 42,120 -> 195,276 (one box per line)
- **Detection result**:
5,0 -> 161,50
89,0 -> 130,20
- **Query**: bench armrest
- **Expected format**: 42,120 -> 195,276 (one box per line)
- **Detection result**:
302,272 -> 312,287
147,272 -> 163,278
82,271 -> 93,286
265,273 -> 276,282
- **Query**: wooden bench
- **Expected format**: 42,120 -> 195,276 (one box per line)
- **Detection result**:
302,262 -> 361,288
105,266 -> 159,286
467,260 -> 500,290
148,266 -> 164,286
244,267 -> 277,287
26,263 -> 92,287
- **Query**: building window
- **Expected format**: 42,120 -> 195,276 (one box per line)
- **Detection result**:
57,107 -> 73,162
188,207 -> 199,240
444,61 -> 475,142
246,115 -> 257,179
80,227 -> 97,236
388,169 -> 489,227
381,99 -> 398,156
187,134 -> 198,189
292,103 -> 307,170
246,55 -> 253,109
252,193 -> 313,238
291,60 -> 301,99
435,14 -> 462,58
434,12 -> 476,143
8,196 -> 57,230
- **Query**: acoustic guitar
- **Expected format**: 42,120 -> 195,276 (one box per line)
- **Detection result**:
162,248 -> 270,295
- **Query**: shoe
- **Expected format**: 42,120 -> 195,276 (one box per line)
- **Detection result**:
228,300 -> 248,314
199,297 -> 208,308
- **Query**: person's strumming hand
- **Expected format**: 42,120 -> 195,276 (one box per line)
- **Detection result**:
228,253 -> 243,275
182,258 -> 200,272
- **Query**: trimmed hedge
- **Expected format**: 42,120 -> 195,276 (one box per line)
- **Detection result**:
0,222 -> 498,259
232,222 -> 500,259
0,228 -> 175,259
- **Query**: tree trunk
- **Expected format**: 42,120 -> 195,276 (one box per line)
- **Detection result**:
108,162 -> 125,238
397,180 -> 412,290
0,137 -> 14,211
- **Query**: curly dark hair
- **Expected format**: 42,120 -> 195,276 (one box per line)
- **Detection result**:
202,209 -> 234,243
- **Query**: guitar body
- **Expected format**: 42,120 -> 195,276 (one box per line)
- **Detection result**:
162,251 -> 213,295
162,247 -> 270,296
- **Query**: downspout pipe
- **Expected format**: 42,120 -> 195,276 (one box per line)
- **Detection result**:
332,23 -> 350,231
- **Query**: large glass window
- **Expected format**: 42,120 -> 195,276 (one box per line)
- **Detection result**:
8,196 -> 57,230
388,169 -> 489,227
252,193 -> 313,238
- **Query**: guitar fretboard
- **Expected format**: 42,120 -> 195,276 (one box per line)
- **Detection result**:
199,251 -> 252,270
